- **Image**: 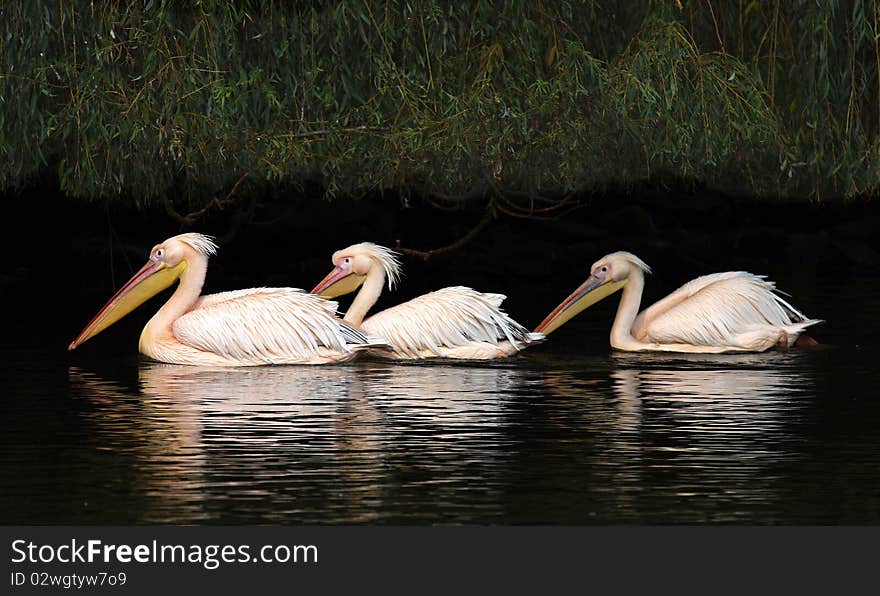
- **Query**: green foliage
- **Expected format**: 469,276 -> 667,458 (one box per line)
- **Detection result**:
1,0 -> 878,207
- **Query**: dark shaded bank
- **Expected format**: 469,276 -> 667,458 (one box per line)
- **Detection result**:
1,185 -> 878,357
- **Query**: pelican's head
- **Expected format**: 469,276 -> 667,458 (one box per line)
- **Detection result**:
311,242 -> 402,298
534,251 -> 650,335
69,233 -> 217,350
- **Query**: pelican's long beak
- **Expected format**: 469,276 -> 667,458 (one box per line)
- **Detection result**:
310,265 -> 365,298
68,259 -> 187,350
534,275 -> 627,335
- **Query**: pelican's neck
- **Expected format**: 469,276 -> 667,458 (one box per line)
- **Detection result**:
344,266 -> 384,326
610,269 -> 644,348
143,256 -> 207,339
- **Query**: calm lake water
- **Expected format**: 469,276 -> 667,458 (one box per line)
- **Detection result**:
2,280 -> 879,525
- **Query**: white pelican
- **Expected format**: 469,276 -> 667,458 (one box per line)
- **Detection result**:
310,243 -> 543,359
69,233 -> 380,365
534,251 -> 821,353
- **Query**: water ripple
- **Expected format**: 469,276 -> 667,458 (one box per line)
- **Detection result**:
1,343 -> 879,524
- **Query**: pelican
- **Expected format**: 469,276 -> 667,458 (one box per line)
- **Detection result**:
69,233 -> 380,365
534,251 -> 821,353
310,243 -> 543,359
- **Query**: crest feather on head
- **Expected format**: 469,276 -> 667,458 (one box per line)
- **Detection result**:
596,251 -> 652,274
333,242 -> 402,289
175,233 -> 219,257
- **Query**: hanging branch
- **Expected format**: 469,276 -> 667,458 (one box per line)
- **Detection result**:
485,175 -> 578,219
395,207 -> 495,261
493,189 -> 577,219
163,172 -> 249,228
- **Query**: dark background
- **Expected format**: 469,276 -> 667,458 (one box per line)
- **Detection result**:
2,182 -> 877,358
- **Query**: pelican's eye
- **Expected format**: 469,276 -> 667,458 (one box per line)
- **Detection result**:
601,266 -> 608,273
154,248 -> 164,260
343,257 -> 351,265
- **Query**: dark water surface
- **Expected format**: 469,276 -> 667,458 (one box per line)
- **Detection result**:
4,278 -> 880,525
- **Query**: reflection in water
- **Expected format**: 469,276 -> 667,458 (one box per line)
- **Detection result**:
5,344 -> 871,524
537,352 -> 813,522
610,352 -> 810,439
67,361 -> 534,523
139,364 -> 372,523
6,280 -> 880,524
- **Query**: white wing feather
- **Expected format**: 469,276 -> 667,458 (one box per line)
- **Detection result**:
361,286 -> 537,358
637,272 -> 813,347
173,288 -> 366,363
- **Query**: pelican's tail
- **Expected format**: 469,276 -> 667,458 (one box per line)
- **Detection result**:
351,335 -> 394,352
338,321 -> 368,345
496,331 -> 546,357
781,318 -> 823,348
524,332 -> 546,346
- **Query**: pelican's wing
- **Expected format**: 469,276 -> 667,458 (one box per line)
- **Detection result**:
362,286 -> 536,358
635,272 -> 811,346
173,288 -> 367,363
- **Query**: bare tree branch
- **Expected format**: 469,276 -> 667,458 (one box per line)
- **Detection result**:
395,208 -> 494,261
163,172 -> 250,228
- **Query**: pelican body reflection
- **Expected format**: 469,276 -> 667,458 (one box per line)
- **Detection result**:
56,352 -> 829,524
537,352 -> 814,522
67,361 -> 542,523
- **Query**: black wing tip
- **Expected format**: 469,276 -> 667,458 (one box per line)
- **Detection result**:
340,321 -> 369,344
